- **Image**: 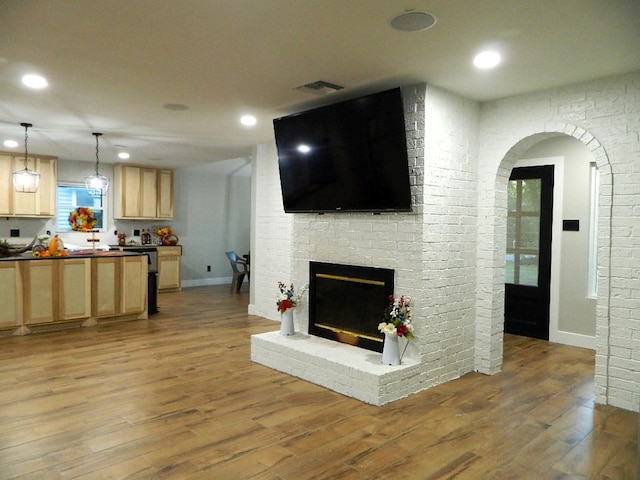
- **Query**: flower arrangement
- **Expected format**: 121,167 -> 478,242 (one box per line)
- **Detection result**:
69,207 -> 98,232
378,295 -> 415,339
276,282 -> 308,313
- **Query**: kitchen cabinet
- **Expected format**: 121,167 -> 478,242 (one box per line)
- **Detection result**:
0,252 -> 148,335
113,164 -> 174,220
157,246 -> 181,292
0,262 -> 22,329
0,152 -> 57,217
21,258 -> 91,325
157,168 -> 174,218
121,255 -> 147,314
92,256 -> 121,317
92,255 -> 147,317
59,258 -> 92,320
22,259 -> 56,324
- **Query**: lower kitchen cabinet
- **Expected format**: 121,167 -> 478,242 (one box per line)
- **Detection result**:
157,246 -> 181,292
0,252 -> 148,335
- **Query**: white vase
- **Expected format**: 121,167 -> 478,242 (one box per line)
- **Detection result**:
280,309 -> 295,336
382,333 -> 401,365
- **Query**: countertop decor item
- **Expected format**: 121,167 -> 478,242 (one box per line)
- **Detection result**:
161,234 -> 179,246
0,237 -> 36,257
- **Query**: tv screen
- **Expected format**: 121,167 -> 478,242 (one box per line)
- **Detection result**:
273,87 -> 412,213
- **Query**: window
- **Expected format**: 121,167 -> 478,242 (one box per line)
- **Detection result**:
587,162 -> 599,298
56,184 -> 106,232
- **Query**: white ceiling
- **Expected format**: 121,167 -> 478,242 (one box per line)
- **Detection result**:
0,0 -> 638,171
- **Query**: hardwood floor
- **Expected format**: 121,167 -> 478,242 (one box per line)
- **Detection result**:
0,285 -> 636,479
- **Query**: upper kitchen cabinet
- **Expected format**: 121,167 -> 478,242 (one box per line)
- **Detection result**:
113,164 -> 174,220
0,152 -> 57,217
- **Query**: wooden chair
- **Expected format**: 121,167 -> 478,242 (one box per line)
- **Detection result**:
225,251 -> 249,293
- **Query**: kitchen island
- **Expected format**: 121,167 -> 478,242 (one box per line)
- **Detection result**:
0,250 -> 148,335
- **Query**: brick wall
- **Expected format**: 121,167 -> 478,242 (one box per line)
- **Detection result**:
251,72 -> 640,411
477,72 -> 640,411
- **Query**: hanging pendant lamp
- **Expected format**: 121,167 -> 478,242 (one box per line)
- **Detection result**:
85,132 -> 110,196
12,122 -> 40,193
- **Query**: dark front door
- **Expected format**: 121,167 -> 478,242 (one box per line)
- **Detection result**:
504,165 -> 554,340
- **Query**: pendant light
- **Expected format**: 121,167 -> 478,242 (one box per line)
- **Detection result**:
85,132 -> 110,196
12,122 -> 40,193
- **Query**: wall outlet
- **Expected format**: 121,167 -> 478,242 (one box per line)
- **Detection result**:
207,265 -> 211,272
133,229 -> 141,236
10,229 -> 19,237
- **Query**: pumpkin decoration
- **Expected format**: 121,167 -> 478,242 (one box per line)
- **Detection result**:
48,235 -> 63,256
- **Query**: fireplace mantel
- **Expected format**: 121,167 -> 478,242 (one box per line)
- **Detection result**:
251,330 -> 423,406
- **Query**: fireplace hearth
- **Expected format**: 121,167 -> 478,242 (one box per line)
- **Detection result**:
309,261 -> 394,353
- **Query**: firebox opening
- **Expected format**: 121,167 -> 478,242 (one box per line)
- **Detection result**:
309,262 -> 394,353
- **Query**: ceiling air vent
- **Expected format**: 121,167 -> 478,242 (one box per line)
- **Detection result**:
294,80 -> 344,96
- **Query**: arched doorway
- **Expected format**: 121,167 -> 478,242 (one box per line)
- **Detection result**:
475,125 -> 612,404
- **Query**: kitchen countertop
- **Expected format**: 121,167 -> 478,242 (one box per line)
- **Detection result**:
0,250 -> 147,261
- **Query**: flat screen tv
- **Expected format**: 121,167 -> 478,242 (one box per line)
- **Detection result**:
273,87 -> 412,213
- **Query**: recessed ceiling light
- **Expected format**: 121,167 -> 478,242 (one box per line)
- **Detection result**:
473,51 -> 501,69
118,152 -> 130,159
22,74 -> 48,89
3,139 -> 18,148
240,115 -> 257,126
389,10 -> 437,32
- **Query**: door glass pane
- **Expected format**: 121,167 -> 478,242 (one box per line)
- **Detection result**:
521,179 -> 541,212
518,253 -> 539,286
507,181 -> 518,212
520,217 -> 540,250
506,178 -> 541,287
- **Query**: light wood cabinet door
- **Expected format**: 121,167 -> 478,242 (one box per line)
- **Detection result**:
92,257 -> 122,317
157,169 -> 174,219
0,154 -> 13,215
115,164 -> 141,218
140,167 -> 158,218
0,262 -> 22,329
92,256 -> 147,317
158,246 -> 181,292
21,259 -> 56,325
58,258 -> 91,320
121,255 -> 147,314
0,153 -> 56,217
34,157 -> 57,216
13,156 -> 57,217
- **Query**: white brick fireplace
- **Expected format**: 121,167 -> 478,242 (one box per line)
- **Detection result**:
250,83 -> 481,405
250,73 -> 640,411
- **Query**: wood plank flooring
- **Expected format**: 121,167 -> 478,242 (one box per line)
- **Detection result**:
0,285 -> 637,479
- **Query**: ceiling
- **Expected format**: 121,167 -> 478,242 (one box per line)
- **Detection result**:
0,0 -> 638,171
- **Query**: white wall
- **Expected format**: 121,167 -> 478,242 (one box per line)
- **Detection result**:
173,164 -> 251,287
